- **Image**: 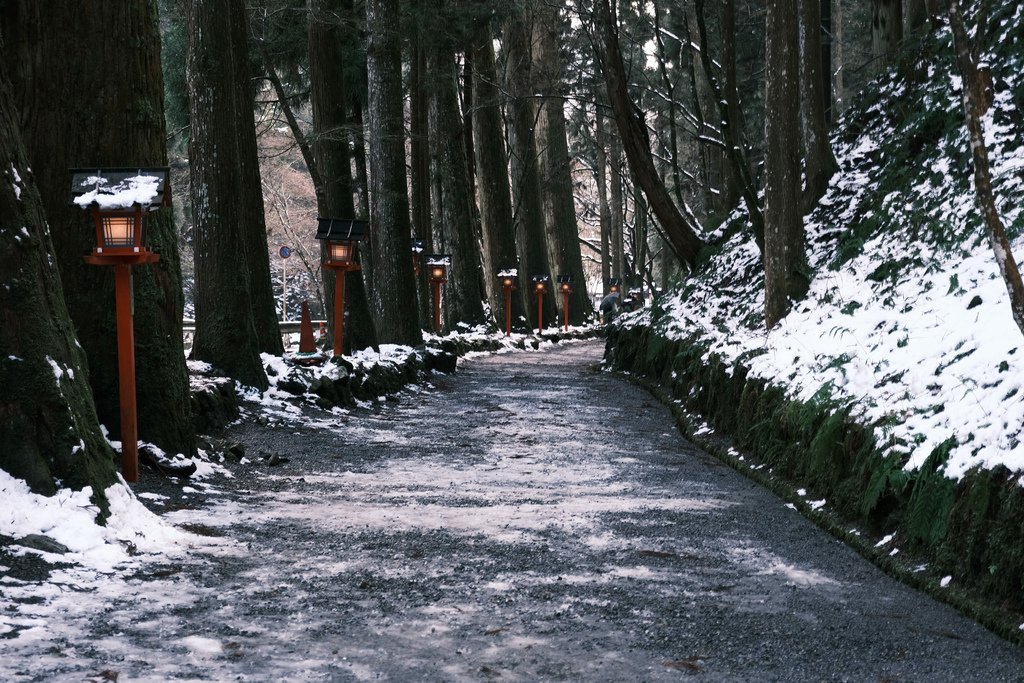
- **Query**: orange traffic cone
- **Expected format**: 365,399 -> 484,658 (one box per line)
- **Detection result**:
298,301 -> 316,354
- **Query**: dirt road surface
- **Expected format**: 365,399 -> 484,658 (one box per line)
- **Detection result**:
3,340 -> 1023,681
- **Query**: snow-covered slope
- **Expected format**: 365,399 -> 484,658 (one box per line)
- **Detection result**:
631,5 -> 1024,480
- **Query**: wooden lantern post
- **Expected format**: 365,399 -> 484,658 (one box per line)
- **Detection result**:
73,168 -> 169,483
426,255 -> 450,335
532,274 -> 550,335
497,269 -> 518,337
557,274 -> 574,332
316,218 -> 368,357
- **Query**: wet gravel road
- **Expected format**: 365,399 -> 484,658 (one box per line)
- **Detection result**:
12,340 -> 1024,681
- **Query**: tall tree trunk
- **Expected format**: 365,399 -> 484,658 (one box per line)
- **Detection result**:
651,9 -> 687,209
472,22 -> 530,331
186,0 -> 269,390
695,0 -> 765,252
820,0 -> 834,124
947,0 -> 1024,337
905,0 -> 928,34
596,109 -> 612,294
833,0 -> 846,116
610,132 -> 626,284
409,15 -> 434,332
229,0 -> 284,357
800,0 -> 838,210
0,45 -> 119,498
531,4 -> 592,323
461,48 -> 477,203
872,0 -> 904,66
683,4 -> 729,215
309,0 -> 380,353
596,0 -> 703,268
502,7 -> 557,329
765,0 -> 808,329
3,0 -> 196,456
366,0 -> 424,345
426,4 -> 488,330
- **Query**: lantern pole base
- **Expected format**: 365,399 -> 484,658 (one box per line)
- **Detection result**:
115,263 -> 139,483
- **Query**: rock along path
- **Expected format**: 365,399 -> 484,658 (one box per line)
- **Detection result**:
7,340 -> 1024,681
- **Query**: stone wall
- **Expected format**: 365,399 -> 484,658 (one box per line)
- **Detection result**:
605,324 -> 1024,644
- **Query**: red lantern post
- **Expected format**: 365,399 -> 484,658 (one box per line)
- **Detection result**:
426,255 -> 450,335
497,269 -> 518,337
73,168 -> 169,483
532,274 -> 550,335
557,274 -> 574,332
316,218 -> 368,357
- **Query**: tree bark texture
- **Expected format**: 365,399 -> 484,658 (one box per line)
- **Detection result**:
947,0 -> 1024,337
683,3 -> 730,215
595,110 -> 612,294
596,0 -> 703,269
3,0 -> 196,456
833,0 -> 846,115
309,0 -> 381,352
764,0 -> 808,329
872,0 -> 904,65
409,15 -> 435,331
471,23 -> 530,331
501,7 -> 557,329
228,0 -> 284,357
0,48 -> 119,497
530,4 -> 592,323
695,0 -> 765,252
800,0 -> 838,211
610,132 -> 626,283
187,0 -> 270,390
364,0 -> 425,345
425,6 -> 489,330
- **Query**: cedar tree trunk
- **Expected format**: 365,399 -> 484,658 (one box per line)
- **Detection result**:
764,0 -> 808,329
0,47 -> 119,498
309,0 -> 381,352
472,23 -> 530,331
366,0 -> 426,344
187,0 -> 270,390
531,4 -> 592,323
3,0 -> 196,457
596,0 -> 703,268
502,7 -> 558,329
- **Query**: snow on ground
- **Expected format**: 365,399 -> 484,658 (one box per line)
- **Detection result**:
626,16 -> 1024,481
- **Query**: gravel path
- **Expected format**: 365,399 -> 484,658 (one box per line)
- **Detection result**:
5,340 -> 1024,681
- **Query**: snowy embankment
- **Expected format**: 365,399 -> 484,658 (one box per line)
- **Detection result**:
629,12 -> 1023,482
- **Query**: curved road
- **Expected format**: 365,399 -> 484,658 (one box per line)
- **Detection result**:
5,340 -> 1024,681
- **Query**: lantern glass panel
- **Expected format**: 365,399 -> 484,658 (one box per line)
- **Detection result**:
431,266 -> 445,280
329,241 -> 353,264
101,215 -> 135,248
503,277 -> 514,288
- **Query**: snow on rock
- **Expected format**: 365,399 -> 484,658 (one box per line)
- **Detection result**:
0,469 -> 200,574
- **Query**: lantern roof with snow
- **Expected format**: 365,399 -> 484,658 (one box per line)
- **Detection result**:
70,167 -> 170,210
425,254 -> 451,266
316,217 -> 368,242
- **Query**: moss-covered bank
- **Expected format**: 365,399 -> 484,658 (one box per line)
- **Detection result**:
605,324 -> 1024,645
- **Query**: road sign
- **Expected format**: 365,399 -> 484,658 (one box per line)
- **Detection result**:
279,245 -> 292,259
